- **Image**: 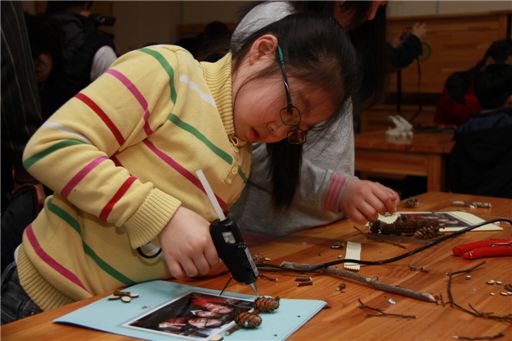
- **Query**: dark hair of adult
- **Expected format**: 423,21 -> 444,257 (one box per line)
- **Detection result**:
232,13 -> 358,208
474,63 -> 512,110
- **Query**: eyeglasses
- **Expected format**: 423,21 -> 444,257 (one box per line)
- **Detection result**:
277,46 -> 306,145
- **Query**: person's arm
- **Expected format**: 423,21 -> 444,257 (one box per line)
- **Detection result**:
249,101 -> 398,225
23,47 -> 181,249
90,45 -> 117,80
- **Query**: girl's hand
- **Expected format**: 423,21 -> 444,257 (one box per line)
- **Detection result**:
159,206 -> 219,279
339,179 -> 399,224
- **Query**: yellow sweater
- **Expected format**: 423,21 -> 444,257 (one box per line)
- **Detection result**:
21,46 -> 251,311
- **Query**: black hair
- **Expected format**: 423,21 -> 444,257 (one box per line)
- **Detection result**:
240,1 -> 388,111
485,39 -> 512,64
24,13 -> 64,64
232,13 -> 358,208
474,63 -> 512,110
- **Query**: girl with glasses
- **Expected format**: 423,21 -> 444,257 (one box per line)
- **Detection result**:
2,13 -> 356,323
230,1 -> 400,241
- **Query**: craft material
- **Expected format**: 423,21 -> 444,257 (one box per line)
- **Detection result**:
196,170 -> 259,294
253,296 -> 280,313
108,291 -> 139,303
403,197 -> 419,208
330,241 -> 344,249
295,276 -> 312,282
369,215 -> 441,239
344,241 -> 361,270
296,280 -> 313,287
226,311 -> 263,336
452,200 -> 492,209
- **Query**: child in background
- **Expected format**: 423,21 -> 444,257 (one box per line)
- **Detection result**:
1,13 -> 358,323
435,39 -> 512,126
448,63 -> 512,197
230,1 -> 399,240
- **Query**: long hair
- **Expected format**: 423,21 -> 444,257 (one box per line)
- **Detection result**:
232,14 -> 358,208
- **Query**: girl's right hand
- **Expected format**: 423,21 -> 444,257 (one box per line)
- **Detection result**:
159,206 -> 220,279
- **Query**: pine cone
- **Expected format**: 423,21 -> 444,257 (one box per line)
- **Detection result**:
254,296 -> 280,313
413,225 -> 440,240
404,198 -> 419,208
234,311 -> 262,328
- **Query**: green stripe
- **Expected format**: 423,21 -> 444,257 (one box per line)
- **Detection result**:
47,199 -> 135,285
168,113 -> 233,165
237,167 -> 248,183
139,47 -> 177,104
24,140 -> 85,169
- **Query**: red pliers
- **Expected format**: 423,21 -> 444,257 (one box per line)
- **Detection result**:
452,239 -> 512,259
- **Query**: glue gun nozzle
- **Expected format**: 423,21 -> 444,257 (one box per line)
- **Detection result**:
249,282 -> 258,295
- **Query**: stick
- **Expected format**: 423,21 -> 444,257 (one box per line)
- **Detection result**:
453,332 -> 505,340
279,261 -> 438,303
358,299 -> 416,319
446,262 -> 512,324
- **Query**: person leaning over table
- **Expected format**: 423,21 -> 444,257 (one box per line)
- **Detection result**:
0,13 -> 359,324
229,1 -> 399,240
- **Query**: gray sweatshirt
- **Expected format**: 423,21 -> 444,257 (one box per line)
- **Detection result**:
229,1 -> 356,238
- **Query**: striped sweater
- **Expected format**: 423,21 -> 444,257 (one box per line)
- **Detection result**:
20,46 -> 251,311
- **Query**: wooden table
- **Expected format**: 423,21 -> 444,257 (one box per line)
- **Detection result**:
2,192 -> 511,341
355,131 -> 455,191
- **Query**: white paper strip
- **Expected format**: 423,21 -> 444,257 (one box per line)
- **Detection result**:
344,241 -> 362,271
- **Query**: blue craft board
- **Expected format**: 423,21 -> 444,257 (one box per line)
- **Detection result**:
55,280 -> 326,341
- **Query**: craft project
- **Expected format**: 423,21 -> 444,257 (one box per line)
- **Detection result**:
375,211 -> 502,232
55,280 -> 325,341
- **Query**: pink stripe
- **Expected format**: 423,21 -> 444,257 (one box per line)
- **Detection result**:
144,140 -> 227,210
26,225 -> 89,292
326,175 -> 342,211
106,69 -> 153,135
323,174 -> 339,210
329,177 -> 346,212
61,156 -> 108,198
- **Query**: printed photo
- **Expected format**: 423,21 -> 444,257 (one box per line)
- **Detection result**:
124,291 -> 254,340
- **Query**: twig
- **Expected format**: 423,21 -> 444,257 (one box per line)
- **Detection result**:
446,262 -> 512,324
259,273 -> 278,282
354,226 -> 406,249
278,261 -> 438,303
408,265 -> 429,273
358,299 -> 416,319
453,332 -> 505,340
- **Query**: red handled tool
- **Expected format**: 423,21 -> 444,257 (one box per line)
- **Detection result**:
452,239 -> 512,259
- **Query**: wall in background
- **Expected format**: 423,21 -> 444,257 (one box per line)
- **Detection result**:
22,1 -> 512,54
387,1 -> 511,17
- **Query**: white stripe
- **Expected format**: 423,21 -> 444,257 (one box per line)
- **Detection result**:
179,74 -> 216,107
42,121 -> 91,144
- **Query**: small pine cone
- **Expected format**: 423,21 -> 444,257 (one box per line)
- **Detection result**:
404,198 -> 419,208
369,221 -> 382,234
254,296 -> 280,313
413,226 -> 440,240
252,254 -> 267,264
234,311 -> 262,328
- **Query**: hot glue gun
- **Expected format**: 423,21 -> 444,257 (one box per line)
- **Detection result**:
196,170 -> 259,294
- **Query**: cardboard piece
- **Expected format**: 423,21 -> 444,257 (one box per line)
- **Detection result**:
55,280 -> 326,340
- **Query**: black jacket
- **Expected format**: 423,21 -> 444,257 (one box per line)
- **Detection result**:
448,107 -> 512,198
